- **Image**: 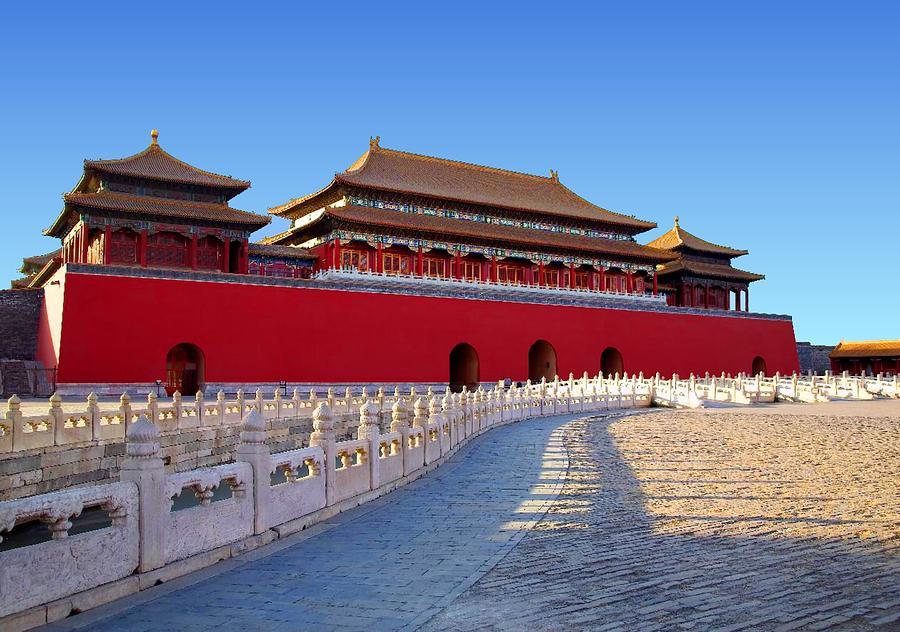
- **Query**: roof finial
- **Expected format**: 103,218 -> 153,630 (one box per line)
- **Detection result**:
370,135 -> 380,149
549,169 -> 559,182
674,215 -> 680,228
150,129 -> 159,145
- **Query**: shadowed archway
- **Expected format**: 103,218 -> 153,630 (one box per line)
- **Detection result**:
449,343 -> 479,392
528,340 -> 557,382
601,346 -> 624,377
752,355 -> 767,376
166,343 -> 205,396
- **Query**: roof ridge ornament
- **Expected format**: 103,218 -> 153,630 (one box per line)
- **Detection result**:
674,215 -> 680,228
150,129 -> 159,146
549,169 -> 559,182
370,135 -> 380,150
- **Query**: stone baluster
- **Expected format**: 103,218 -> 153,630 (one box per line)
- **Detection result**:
50,392 -> 65,445
309,402 -> 335,505
216,390 -> 226,425
255,388 -> 264,415
235,410 -> 271,534
7,395 -> 23,451
172,391 -> 183,424
117,392 -> 133,433
120,415 -> 166,572
195,390 -> 204,425
710,377 -> 718,401
88,392 -> 101,441
273,389 -> 282,418
236,389 -> 245,417
326,387 -> 335,412
358,399 -> 381,491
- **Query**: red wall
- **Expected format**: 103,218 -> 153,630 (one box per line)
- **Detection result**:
46,271 -> 799,384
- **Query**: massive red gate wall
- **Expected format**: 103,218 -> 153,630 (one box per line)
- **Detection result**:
39,271 -> 799,385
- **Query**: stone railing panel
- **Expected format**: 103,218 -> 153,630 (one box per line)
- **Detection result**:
377,431 -> 404,485
267,446 -> 327,528
0,481 -> 139,618
333,438 -> 370,503
163,462 -> 253,564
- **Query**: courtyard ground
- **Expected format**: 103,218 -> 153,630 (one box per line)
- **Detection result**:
42,401 -> 899,632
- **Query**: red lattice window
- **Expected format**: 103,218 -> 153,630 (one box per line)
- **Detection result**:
196,236 -> 223,270
605,274 -> 627,293
574,271 -> 589,289
423,257 -> 446,278
543,269 -> 561,287
497,264 -> 525,284
459,259 -> 481,281
147,232 -> 189,268
109,229 -> 139,265
383,253 -> 409,275
341,249 -> 370,271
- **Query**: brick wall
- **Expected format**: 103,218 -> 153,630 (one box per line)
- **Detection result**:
796,342 -> 834,374
0,289 -> 43,361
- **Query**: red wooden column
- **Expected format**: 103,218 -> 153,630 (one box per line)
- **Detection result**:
587,270 -> 594,290
652,271 -> 658,295
223,238 -> 231,273
242,241 -> 249,274
416,246 -> 424,276
333,240 -> 342,270
455,251 -> 462,279
744,288 -> 749,312
491,255 -> 498,283
569,263 -> 576,289
139,230 -> 148,267
190,235 -> 198,270
376,243 -> 384,273
103,227 -> 112,265
79,225 -> 88,263
735,289 -> 742,311
626,272 -> 633,294
599,267 -> 606,292
704,284 -> 710,309
537,261 -> 545,286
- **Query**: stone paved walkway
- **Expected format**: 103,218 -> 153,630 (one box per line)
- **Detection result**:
44,413 -> 580,632
425,408 -> 900,631
43,405 -> 900,632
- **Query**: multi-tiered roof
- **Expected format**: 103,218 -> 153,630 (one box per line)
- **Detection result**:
45,130 -> 269,238
268,138 -> 670,268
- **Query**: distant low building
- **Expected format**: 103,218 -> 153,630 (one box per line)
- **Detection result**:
830,340 -> 900,375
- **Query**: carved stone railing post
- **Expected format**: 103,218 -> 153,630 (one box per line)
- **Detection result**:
235,410 -> 271,534
120,415 -> 166,572
391,396 -> 414,475
291,387 -> 302,415
50,392 -> 65,445
215,390 -> 226,425
255,388 -> 265,415
7,395 -> 23,451
358,399 -> 381,491
273,389 -> 282,418
309,402 -> 335,505
142,393 -> 157,427
88,392 -> 101,441
119,392 -> 133,432
236,389 -> 245,417
327,387 -> 336,412
194,390 -> 206,426
172,390 -> 183,423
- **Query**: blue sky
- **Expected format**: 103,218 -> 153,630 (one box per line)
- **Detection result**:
1,1 -> 896,345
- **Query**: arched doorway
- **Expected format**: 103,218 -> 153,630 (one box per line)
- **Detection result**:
752,356 -> 767,376
166,343 -> 205,396
449,343 -> 479,393
528,340 -> 557,382
600,347 -> 624,377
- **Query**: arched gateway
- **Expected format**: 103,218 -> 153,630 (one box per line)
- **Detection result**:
528,340 -> 557,383
449,343 -> 479,392
165,343 -> 205,396
752,355 -> 767,376
600,347 -> 624,377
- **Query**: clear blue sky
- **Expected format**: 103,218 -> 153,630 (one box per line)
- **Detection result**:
1,1 -> 896,345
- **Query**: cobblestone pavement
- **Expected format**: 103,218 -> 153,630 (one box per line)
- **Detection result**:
44,413 -> 580,632
425,405 -> 900,631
